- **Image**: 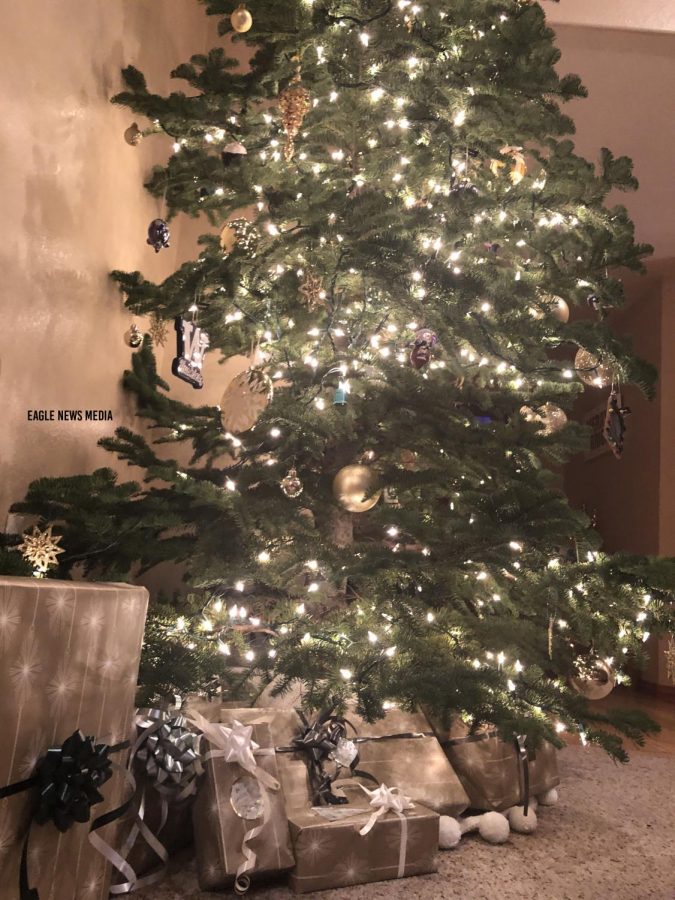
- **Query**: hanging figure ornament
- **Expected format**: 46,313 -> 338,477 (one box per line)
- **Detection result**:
570,659 -> 616,701
220,368 -> 273,433
147,218 -> 170,253
280,468 -> 304,498
332,464 -> 382,513
278,66 -> 311,161
172,317 -> 210,389
574,348 -> 613,388
603,386 -> 631,459
230,3 -> 253,32
124,322 -> 144,348
409,328 -> 438,370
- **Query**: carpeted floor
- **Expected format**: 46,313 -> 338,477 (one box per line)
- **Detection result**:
140,745 -> 675,900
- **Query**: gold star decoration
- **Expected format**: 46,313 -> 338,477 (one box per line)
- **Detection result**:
299,271 -> 326,309
664,636 -> 675,685
18,524 -> 65,574
148,314 -> 169,347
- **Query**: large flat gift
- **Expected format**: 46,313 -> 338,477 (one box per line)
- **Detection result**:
347,705 -> 469,816
0,576 -> 148,900
433,718 -> 560,811
193,710 -> 294,890
288,783 -> 438,894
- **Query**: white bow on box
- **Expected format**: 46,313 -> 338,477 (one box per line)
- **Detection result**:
188,712 -> 280,894
358,783 -> 415,878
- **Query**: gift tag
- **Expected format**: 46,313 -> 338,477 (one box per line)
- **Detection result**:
231,776 -> 265,820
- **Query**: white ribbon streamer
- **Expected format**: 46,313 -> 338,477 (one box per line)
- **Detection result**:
187,712 -> 281,893
357,783 -> 414,878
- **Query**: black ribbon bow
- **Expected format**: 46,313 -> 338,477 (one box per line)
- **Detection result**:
0,730 -> 129,900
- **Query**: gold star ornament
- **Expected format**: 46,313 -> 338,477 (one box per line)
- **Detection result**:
19,524 -> 65,574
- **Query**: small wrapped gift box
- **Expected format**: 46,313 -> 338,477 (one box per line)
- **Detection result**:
288,783 -> 438,894
192,711 -> 294,891
220,707 -> 313,811
433,719 -> 560,811
0,576 -> 148,900
347,705 -> 469,816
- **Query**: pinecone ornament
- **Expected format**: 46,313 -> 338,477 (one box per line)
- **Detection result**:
279,69 -> 310,161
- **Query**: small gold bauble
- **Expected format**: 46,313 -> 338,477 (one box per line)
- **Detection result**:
520,403 -> 567,435
230,4 -> 253,32
575,349 -> 612,388
124,122 -> 142,146
332,464 -> 382,513
548,296 -> 570,324
220,369 -> 273,434
124,323 -> 144,348
570,659 -> 616,701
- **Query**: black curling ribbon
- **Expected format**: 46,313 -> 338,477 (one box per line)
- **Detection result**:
0,730 -> 131,900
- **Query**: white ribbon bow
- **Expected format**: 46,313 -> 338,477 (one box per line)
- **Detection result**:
358,783 -> 414,878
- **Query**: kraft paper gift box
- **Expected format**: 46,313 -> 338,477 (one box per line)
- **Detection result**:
432,718 -> 560,811
221,706 -> 314,811
0,576 -> 148,900
192,712 -> 294,890
346,705 -> 469,816
287,783 -> 438,894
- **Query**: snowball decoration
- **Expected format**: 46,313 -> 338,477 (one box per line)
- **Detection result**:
507,806 -> 538,834
439,816 -> 462,849
538,788 -> 559,806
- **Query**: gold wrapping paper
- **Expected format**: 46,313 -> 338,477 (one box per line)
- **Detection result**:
433,719 -> 560,811
288,786 -> 438,894
220,706 -> 313,811
193,715 -> 294,890
0,576 -> 148,900
346,705 -> 469,816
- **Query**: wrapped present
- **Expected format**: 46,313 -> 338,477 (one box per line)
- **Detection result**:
0,576 -> 148,900
192,710 -> 294,891
288,781 -> 438,893
347,705 -> 469,816
220,707 -> 313,811
114,710 -> 203,892
433,719 -> 560,812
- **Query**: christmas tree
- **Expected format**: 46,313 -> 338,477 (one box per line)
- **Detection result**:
9,0 -> 675,757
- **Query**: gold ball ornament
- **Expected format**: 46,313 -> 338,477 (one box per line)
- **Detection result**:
124,122 -> 143,146
124,323 -> 144,348
570,659 -> 616,701
520,403 -> 567,435
220,369 -> 273,434
332,465 -> 382,513
575,349 -> 612,388
548,296 -> 570,324
230,4 -> 253,33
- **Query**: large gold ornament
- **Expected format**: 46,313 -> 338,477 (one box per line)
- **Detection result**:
520,403 -> 568,435
570,659 -> 616,701
230,4 -> 253,33
19,524 -> 65,573
547,296 -> 570,324
220,369 -> 273,434
575,349 -> 612,388
279,69 -> 311,162
332,465 -> 382,513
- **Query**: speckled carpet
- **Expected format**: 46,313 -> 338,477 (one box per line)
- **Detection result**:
138,746 -> 675,900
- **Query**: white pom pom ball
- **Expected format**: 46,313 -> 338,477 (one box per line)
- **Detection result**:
439,816 -> 462,849
538,788 -> 559,806
478,811 -> 510,844
508,806 -> 538,834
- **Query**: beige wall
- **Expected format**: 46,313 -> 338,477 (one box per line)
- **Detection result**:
0,1 -> 220,526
